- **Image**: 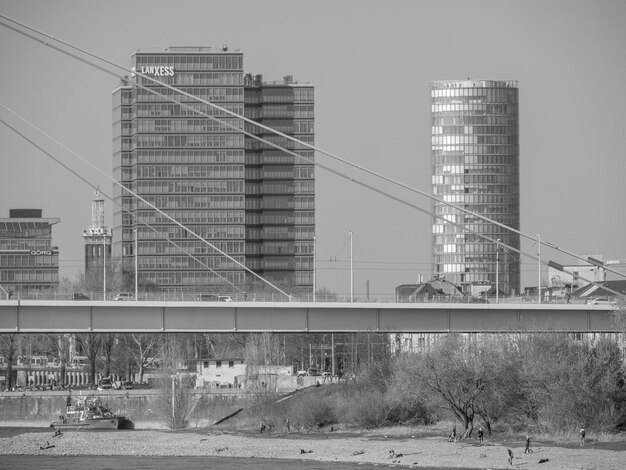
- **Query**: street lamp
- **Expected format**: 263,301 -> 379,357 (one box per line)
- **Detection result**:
537,234 -> 541,304
134,229 -> 138,301
103,233 -> 106,301
349,230 -> 353,303
496,239 -> 501,304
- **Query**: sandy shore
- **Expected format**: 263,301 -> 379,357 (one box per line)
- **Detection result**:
1,427 -> 624,469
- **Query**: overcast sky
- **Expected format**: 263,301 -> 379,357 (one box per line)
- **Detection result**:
1,0 -> 625,298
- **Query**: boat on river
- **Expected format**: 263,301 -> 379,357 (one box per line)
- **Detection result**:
50,396 -> 134,430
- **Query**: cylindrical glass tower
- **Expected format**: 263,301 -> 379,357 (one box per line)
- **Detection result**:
430,80 -> 520,296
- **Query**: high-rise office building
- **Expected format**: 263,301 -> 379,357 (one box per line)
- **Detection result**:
112,47 -> 314,296
0,209 -> 60,297
82,190 -> 112,278
430,80 -> 520,295
244,74 -> 315,295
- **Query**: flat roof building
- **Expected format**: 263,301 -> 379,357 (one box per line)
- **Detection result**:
112,47 -> 314,298
244,74 -> 315,296
0,209 -> 60,297
430,80 -> 520,295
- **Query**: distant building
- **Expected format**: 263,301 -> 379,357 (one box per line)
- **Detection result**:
395,278 -> 464,303
0,209 -> 60,297
82,190 -> 112,278
430,80 -> 521,296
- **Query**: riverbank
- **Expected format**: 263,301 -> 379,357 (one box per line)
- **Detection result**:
1,427 -> 624,469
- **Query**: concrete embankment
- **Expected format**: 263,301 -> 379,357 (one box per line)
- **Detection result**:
0,389 -> 246,426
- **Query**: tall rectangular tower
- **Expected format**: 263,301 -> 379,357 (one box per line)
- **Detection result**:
430,80 -> 520,295
244,75 -> 315,296
112,47 -> 246,294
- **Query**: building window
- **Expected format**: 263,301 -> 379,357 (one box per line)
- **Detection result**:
228,361 -> 234,368
216,361 -> 222,368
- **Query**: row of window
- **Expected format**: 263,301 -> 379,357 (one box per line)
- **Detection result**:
137,225 -> 244,240
432,145 -> 518,155
0,270 -> 59,282
431,87 -> 517,101
0,254 -> 59,267
246,226 -> 315,240
136,180 -> 244,194
433,155 -> 518,167
135,103 -> 244,118
432,135 -> 518,145
432,115 -> 517,126
135,134 -> 244,149
138,255 -> 244,270
135,54 -> 243,71
245,211 -> 315,225
136,149 -> 244,164
245,151 -> 314,165
433,174 -> 518,185
433,125 -> 517,135
136,87 -> 244,103
136,165 -> 244,179
0,240 -> 53,251
133,210 -> 245,226
432,103 -> 516,114
136,118 -> 243,133
139,195 -> 244,210
132,240 -> 245,255
136,72 -> 243,86
141,270 -> 245,286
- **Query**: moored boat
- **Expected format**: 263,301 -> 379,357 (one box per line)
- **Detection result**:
50,395 -> 134,429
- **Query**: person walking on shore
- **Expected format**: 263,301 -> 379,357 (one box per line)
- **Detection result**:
524,435 -> 532,453
507,448 -> 513,465
579,427 -> 586,446
477,427 -> 483,443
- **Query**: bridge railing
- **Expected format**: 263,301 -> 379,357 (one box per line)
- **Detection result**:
2,290 -> 593,305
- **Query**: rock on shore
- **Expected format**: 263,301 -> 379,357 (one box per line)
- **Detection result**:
1,429 -> 624,469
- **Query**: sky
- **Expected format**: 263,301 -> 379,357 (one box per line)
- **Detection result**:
1,0 -> 625,299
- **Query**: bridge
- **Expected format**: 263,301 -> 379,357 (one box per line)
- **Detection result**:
0,301 -> 619,334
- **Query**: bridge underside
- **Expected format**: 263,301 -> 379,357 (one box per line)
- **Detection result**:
0,301 -> 618,334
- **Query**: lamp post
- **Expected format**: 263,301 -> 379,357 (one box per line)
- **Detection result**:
349,230 -> 353,303
102,233 -> 106,301
313,235 -> 317,302
134,229 -> 138,301
496,239 -> 501,304
537,234 -> 541,304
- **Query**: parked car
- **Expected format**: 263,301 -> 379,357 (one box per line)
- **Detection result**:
321,371 -> 332,377
72,292 -> 90,300
114,292 -> 134,301
196,294 -> 233,302
586,297 -> 614,305
296,370 -> 307,377
97,377 -> 112,390
307,368 -> 320,376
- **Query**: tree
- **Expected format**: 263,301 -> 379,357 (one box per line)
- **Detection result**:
127,333 -> 166,384
75,333 -> 103,385
401,334 -> 491,438
0,333 -> 19,390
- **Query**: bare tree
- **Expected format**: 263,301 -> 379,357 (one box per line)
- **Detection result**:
0,333 -> 19,390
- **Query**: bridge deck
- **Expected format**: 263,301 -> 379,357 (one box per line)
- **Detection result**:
0,301 -> 618,333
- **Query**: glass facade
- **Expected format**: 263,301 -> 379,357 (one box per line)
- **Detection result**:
112,47 -> 246,293
244,75 -> 315,295
112,48 -> 315,297
0,209 -> 60,295
430,80 -> 520,295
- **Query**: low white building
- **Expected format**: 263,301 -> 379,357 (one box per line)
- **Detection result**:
196,358 -> 246,388
195,358 -> 295,389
